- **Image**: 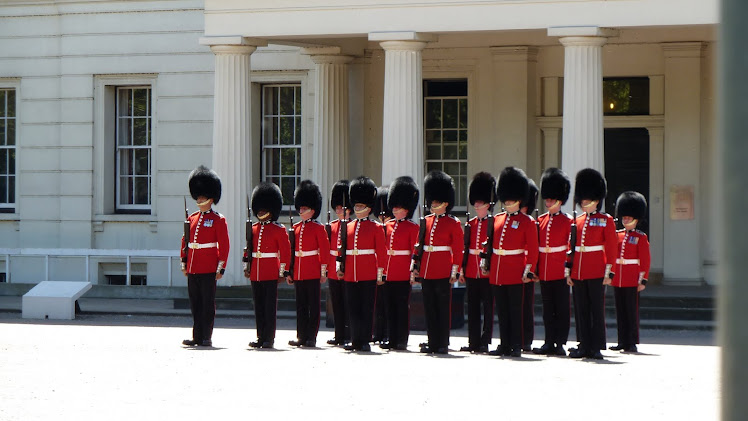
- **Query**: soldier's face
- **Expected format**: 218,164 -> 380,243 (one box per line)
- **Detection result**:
431,201 -> 447,215
196,196 -> 213,212
581,200 -> 598,211
622,216 -> 638,230
392,207 -> 407,220
503,200 -> 519,213
545,199 -> 561,213
257,210 -> 270,221
334,205 -> 345,219
299,206 -> 314,221
473,201 -> 489,218
354,204 -> 371,218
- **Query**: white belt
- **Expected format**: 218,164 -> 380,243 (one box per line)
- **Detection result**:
349,249 -> 375,256
423,246 -> 452,252
539,245 -> 567,254
189,242 -> 217,249
616,258 -> 640,265
468,249 -> 482,255
387,249 -> 411,256
492,248 -> 525,256
330,250 -> 339,257
575,245 -> 604,252
295,250 -> 319,257
252,252 -> 278,258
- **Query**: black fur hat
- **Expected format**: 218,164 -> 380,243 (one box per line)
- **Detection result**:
540,167 -> 571,204
373,186 -> 393,220
330,180 -> 351,210
574,168 -> 607,210
468,172 -> 495,206
349,176 -> 377,209
497,167 -> 529,205
251,182 -> 283,222
424,170 -> 456,214
188,165 -> 222,205
388,176 -> 420,220
294,179 -> 322,220
615,191 -> 647,221
523,178 -> 539,212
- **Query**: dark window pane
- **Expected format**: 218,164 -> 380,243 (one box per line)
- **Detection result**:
443,143 -> 458,160
118,118 -> 132,146
443,99 -> 458,128
118,89 -> 132,117
0,176 -> 7,203
458,140 -> 467,160
425,130 -> 441,144
426,161 -> 441,172
280,177 -> 294,206
459,162 -> 467,176
443,130 -> 458,142
0,91 -> 5,115
456,176 -> 467,207
268,148 -> 280,176
424,80 -> 467,97
444,162 -> 459,176
271,87 -> 279,115
134,177 -> 149,204
120,176 -> 132,204
281,148 -> 296,176
0,149 -> 6,174
425,99 -> 441,129
294,117 -> 301,145
120,150 -> 133,175
427,144 -> 441,160
134,149 -> 150,175
295,86 -> 302,114
458,98 -> 467,128
603,77 -> 649,116
8,175 -> 14,204
133,118 -> 147,146
296,149 -> 301,175
280,117 -> 294,145
133,89 -> 149,117
7,90 -> 14,117
279,87 -> 294,116
272,117 -> 279,145
262,117 -> 274,145
0,119 -> 4,145
8,149 -> 14,174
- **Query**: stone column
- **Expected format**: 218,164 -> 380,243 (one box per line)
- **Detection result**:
199,37 -> 265,286
370,32 -> 435,187
303,48 -> 353,208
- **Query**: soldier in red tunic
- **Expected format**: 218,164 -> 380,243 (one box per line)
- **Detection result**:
380,176 -> 420,351
372,186 -> 393,345
338,176 -> 387,352
483,167 -> 538,358
520,178 -> 539,352
415,171 -> 464,355
326,180 -> 351,346
458,172 -> 495,354
609,191 -> 651,353
532,168 -> 572,356
246,182 -> 291,349
287,180 -> 330,348
567,168 -> 618,359
180,166 -> 230,348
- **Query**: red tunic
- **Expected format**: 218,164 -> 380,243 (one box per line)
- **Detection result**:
463,216 -> 489,279
419,214 -> 464,280
486,211 -> 539,286
291,220 -> 330,281
384,219 -> 419,282
327,219 -> 348,281
569,211 -> 618,280
612,229 -> 651,288
247,221 -> 291,282
180,210 -> 230,275
537,212 -> 572,281
342,218 -> 387,282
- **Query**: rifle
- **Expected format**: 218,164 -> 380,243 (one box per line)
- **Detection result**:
565,206 -> 578,278
479,188 -> 496,275
411,204 -> 428,283
288,208 -> 295,280
336,207 -> 348,276
526,208 -> 540,280
461,210 -> 471,274
243,195 -> 253,277
182,197 -> 190,267
325,210 -> 332,242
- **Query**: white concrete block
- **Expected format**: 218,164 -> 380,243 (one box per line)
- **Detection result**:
22,281 -> 92,320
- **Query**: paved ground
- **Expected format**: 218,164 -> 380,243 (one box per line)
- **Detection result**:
0,312 -> 718,421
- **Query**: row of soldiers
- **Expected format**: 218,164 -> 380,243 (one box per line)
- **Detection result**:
179,165 -> 650,359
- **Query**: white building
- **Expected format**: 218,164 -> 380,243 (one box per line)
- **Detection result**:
0,0 -> 718,289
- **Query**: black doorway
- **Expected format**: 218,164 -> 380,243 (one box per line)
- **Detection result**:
604,128 -> 650,233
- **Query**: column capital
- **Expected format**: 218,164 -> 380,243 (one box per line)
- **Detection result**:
548,26 -> 618,38
199,36 -> 267,49
378,40 -> 428,52
209,45 -> 257,55
301,48 -> 355,65
368,31 -> 437,43
558,36 -> 608,48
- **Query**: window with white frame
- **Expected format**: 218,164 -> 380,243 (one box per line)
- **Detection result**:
0,88 -> 16,212
424,80 -> 468,208
115,87 -> 152,212
261,84 -> 302,206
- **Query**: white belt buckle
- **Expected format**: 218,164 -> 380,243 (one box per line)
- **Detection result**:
579,246 -> 586,252
498,249 -> 505,256
189,243 -> 198,249
544,246 -> 551,253
352,249 -> 359,256
388,250 -> 395,256
425,246 -> 433,252
256,252 -> 262,258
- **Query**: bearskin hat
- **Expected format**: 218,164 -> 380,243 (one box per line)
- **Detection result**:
349,176 -> 377,209
251,182 -> 283,222
330,180 -> 351,211
424,170 -> 456,214
373,186 -> 393,220
523,178 -> 539,212
388,176 -> 420,220
188,165 -> 222,205
540,167 -> 571,204
497,167 -> 529,205
468,172 -> 495,206
294,179 -> 322,220
574,168 -> 607,210
615,191 -> 647,221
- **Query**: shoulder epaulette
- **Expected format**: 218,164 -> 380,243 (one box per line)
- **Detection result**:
190,210 -> 200,217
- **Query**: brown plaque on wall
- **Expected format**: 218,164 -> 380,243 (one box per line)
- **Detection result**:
669,185 -> 694,220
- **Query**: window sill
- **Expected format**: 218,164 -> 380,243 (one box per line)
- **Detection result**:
0,213 -> 20,222
94,214 -> 156,223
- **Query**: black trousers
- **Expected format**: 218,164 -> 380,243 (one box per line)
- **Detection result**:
422,278 -> 452,349
614,286 -> 640,347
385,281 -> 411,346
373,283 -> 389,341
493,284 -> 523,351
522,281 -> 536,347
294,279 -> 321,342
328,278 -> 350,342
572,278 -> 606,351
187,273 -> 217,342
251,280 -> 278,343
345,280 -> 377,347
539,279 -> 571,346
466,277 -> 493,347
